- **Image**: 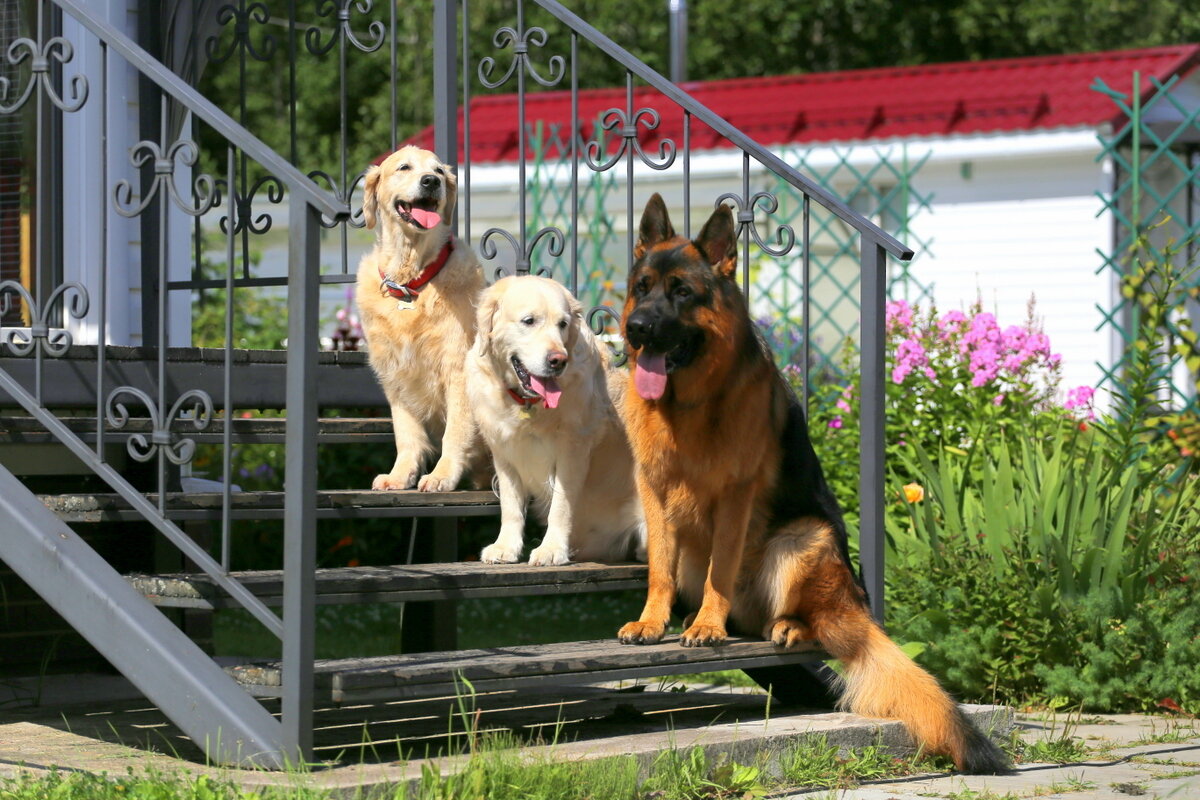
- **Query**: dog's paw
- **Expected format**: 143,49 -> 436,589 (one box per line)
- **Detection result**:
372,472 -> 417,491
528,543 -> 570,567
680,623 -> 727,648
764,617 -> 815,649
480,541 -> 522,564
416,472 -> 457,492
617,620 -> 666,645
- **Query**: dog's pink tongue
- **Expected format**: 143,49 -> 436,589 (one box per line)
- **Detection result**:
529,374 -> 562,409
634,353 -> 668,400
409,207 -> 442,229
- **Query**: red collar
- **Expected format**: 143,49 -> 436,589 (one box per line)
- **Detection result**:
379,239 -> 454,302
507,388 -> 546,408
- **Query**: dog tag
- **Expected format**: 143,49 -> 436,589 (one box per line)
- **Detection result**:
397,297 -> 416,311
518,405 -> 534,420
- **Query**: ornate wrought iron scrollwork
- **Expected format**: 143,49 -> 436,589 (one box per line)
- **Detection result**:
113,139 -> 220,218
715,190 -> 796,257
584,107 -> 676,173
309,169 -> 370,229
105,387 -> 214,466
477,26 -> 565,89
0,34 -> 88,114
480,226 -> 563,280
306,0 -> 386,55
587,305 -> 627,366
0,281 -> 89,356
205,1 -> 278,64
216,174 -> 285,236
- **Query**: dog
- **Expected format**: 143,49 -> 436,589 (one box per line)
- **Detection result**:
356,145 -> 486,492
614,194 -> 1008,774
466,275 -> 645,566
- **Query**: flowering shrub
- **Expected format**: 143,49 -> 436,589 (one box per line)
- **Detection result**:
798,298 -> 1092,517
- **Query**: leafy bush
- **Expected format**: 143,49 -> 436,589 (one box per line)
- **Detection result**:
882,230 -> 1200,712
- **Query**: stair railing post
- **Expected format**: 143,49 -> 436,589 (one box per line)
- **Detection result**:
433,0 -> 459,228
859,236 -> 887,625
282,199 -> 321,763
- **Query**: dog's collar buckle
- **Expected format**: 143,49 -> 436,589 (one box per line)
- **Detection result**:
378,239 -> 454,309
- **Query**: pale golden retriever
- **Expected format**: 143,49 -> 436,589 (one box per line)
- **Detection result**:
356,146 -> 486,492
467,276 -> 645,565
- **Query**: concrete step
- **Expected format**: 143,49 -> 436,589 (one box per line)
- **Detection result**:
226,636 -> 830,703
129,561 -> 647,608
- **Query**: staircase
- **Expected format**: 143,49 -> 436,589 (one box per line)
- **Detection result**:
0,0 -> 910,769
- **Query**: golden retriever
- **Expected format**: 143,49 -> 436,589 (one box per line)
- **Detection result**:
467,276 -> 645,565
355,145 -> 486,492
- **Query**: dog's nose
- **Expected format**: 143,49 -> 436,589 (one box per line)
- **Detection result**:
546,351 -> 568,374
420,174 -> 441,191
625,313 -> 655,346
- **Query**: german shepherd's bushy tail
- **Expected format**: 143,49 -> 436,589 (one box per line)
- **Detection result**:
812,602 -> 1009,773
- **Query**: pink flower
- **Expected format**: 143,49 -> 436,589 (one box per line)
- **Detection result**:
993,394 -> 1005,406
836,398 -> 851,412
828,417 -> 844,429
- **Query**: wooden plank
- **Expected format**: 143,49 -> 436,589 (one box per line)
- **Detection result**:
39,489 -> 500,522
0,416 -> 394,444
0,345 -> 385,409
227,637 -> 828,702
128,562 -> 649,608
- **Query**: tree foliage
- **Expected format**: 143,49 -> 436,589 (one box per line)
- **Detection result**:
195,0 -> 1200,178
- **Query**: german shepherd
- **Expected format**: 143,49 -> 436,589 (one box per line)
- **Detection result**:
615,194 -> 1008,774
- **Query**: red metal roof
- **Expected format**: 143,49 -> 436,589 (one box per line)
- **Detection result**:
405,45 -> 1200,164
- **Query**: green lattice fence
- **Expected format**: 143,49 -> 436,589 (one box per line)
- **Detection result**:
525,132 -> 932,374
1094,72 -> 1200,409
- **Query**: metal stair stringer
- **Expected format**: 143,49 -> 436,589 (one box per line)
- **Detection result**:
0,462 -> 290,769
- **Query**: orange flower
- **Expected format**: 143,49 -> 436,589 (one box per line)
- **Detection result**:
902,482 -> 924,503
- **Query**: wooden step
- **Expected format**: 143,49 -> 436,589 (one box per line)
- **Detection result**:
129,562 -> 648,608
39,489 -> 499,522
0,415 -> 393,444
227,637 -> 828,703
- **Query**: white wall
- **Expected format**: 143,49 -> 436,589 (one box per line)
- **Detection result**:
906,130 -> 1112,399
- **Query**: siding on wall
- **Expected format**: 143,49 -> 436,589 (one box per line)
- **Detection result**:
907,130 -> 1112,402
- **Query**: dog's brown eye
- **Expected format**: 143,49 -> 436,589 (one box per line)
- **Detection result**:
674,285 -> 692,299
557,319 -> 568,329
435,167 -> 445,175
398,164 -> 411,171
521,316 -> 536,326
634,276 -> 650,295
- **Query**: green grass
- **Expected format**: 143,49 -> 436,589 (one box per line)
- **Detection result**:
0,733 -> 961,800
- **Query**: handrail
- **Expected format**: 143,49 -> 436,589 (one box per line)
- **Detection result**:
52,0 -> 348,222
531,0 -> 914,261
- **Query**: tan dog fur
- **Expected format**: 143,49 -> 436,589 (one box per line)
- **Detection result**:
467,276 -> 645,566
355,146 -> 486,492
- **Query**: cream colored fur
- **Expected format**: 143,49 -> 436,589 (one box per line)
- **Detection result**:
467,276 -> 645,566
355,146 -> 487,492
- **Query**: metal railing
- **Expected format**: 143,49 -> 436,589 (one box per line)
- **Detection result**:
0,0 -> 912,767
0,0 -> 342,764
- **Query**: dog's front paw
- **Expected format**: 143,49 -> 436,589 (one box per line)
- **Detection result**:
764,617 -> 815,649
480,541 -> 522,564
416,471 -> 458,492
372,471 -> 417,491
528,543 -> 570,567
617,620 -> 666,645
680,623 -> 727,647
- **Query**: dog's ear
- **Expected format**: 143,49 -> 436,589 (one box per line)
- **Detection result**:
441,162 -> 458,224
474,280 -> 505,349
565,293 -> 584,354
634,193 -> 675,261
695,203 -> 737,279
362,165 -> 382,230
